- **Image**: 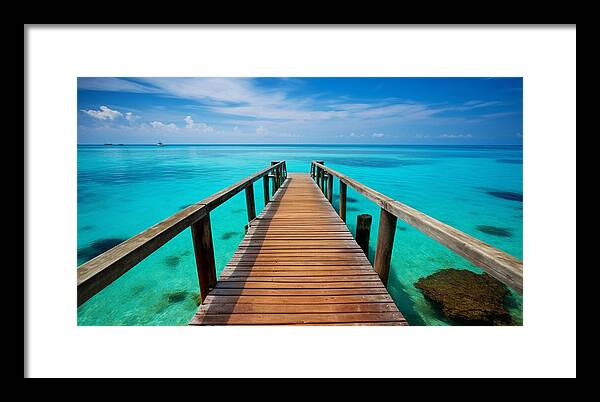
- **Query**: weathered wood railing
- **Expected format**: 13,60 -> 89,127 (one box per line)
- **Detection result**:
77,161 -> 288,306
310,161 -> 523,294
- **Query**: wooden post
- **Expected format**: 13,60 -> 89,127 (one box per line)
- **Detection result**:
374,208 -> 397,286
191,214 -> 217,303
356,214 -> 372,258
263,175 -> 270,205
245,184 -> 256,222
271,161 -> 279,193
339,181 -> 347,222
327,173 -> 333,203
277,165 -> 282,188
316,161 -> 324,190
316,168 -> 321,189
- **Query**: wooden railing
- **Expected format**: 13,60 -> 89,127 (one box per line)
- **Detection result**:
311,161 -> 523,294
77,161 -> 288,306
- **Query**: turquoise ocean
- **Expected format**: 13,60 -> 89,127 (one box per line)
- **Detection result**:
77,144 -> 523,326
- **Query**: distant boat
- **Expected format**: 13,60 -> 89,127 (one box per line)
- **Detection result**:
157,142 -> 164,146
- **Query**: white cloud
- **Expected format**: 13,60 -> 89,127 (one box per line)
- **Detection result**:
81,106 -> 122,120
150,121 -> 177,130
125,112 -> 138,121
372,133 -> 385,138
184,116 -> 214,133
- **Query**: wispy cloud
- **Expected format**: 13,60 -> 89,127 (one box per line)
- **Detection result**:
78,78 -> 159,94
150,121 -> 177,130
184,116 -> 214,133
125,112 -> 139,122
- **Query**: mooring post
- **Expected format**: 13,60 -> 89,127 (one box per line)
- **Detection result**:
263,175 -> 270,205
191,214 -> 217,303
245,183 -> 256,222
327,173 -> 333,203
356,214 -> 372,258
339,181 -> 347,222
373,208 -> 397,286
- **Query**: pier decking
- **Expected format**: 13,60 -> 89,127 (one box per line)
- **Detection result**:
190,173 -> 407,325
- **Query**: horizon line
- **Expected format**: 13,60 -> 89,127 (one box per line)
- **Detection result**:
77,143 -> 523,146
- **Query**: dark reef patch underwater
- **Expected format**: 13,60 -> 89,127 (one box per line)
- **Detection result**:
332,194 -> 359,203
221,231 -> 241,240
487,191 -> 523,202
78,238 -> 126,263
414,268 -> 512,325
163,255 -> 181,268
476,225 -> 512,237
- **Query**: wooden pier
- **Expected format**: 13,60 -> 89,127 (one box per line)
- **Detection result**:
77,160 -> 523,326
190,173 -> 407,325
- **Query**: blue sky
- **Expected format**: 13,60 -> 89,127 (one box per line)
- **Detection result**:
77,77 -> 523,145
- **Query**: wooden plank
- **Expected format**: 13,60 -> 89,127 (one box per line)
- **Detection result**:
198,303 -> 399,314
208,288 -> 390,296
203,294 -> 395,304
190,312 -> 406,325
204,294 -> 393,305
217,275 -> 382,282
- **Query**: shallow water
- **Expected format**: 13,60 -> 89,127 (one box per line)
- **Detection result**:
77,145 -> 523,326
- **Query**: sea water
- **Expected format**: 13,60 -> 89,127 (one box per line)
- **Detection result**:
77,145 -> 523,325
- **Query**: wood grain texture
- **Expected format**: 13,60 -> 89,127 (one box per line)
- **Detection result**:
190,173 -> 407,326
312,161 -> 523,293
373,208 -> 397,286
191,214 -> 216,302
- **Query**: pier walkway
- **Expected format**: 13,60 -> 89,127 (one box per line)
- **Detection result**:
190,173 -> 407,325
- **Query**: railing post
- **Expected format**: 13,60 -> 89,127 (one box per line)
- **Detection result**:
263,174 -> 270,205
339,181 -> 347,222
327,173 -> 333,203
191,213 -> 217,303
270,161 -> 278,196
356,214 -> 372,258
373,208 -> 397,286
316,160 -> 324,190
245,183 -> 256,222
277,165 -> 282,188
